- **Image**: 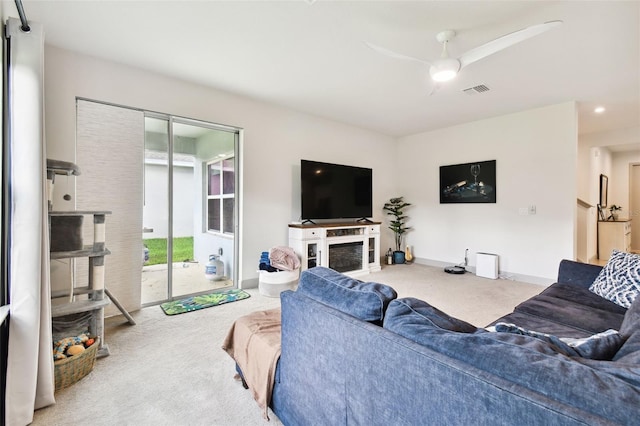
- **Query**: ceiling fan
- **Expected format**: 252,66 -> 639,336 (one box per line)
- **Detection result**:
366,20 -> 563,84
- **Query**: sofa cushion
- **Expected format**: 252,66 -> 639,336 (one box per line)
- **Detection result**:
383,298 -> 477,333
557,259 -> 603,289
613,295 -> 640,362
491,288 -> 626,337
589,250 -> 640,308
296,266 -> 397,322
620,293 -> 640,338
489,311 -> 594,338
612,332 -> 640,364
491,323 -> 623,360
384,298 -> 568,358
539,282 -> 627,315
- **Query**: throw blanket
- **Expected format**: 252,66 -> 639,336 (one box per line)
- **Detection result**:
222,308 -> 282,420
269,246 -> 300,271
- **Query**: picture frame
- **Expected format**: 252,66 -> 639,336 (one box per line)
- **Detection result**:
440,160 -> 496,204
598,174 -> 608,221
599,174 -> 608,208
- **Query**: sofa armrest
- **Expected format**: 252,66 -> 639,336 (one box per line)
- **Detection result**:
557,259 -> 602,289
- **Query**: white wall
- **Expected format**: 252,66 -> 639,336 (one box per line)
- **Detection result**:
396,102 -> 578,283
611,150 -> 640,218
43,46 -> 589,287
143,163 -> 195,239
43,46 -> 398,288
576,143 -> 598,262
610,150 -> 640,251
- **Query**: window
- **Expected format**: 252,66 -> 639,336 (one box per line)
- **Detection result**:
207,157 -> 234,234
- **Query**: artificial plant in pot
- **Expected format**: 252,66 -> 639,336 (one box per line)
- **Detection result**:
608,205 -> 622,221
383,197 -> 411,264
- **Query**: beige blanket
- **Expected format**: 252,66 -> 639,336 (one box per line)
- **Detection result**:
222,308 -> 282,420
269,246 -> 300,271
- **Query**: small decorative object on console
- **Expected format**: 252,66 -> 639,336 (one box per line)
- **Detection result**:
405,245 -> 413,263
608,204 -> 622,221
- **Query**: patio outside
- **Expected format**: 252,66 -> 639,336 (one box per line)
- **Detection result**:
141,236 -> 232,305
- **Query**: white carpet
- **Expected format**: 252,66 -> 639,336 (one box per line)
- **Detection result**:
32,263 -> 545,425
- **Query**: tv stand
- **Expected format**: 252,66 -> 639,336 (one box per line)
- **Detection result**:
301,219 -> 316,225
289,222 -> 381,277
356,217 -> 374,224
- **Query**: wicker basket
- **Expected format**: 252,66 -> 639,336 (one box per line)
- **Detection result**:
54,338 -> 99,391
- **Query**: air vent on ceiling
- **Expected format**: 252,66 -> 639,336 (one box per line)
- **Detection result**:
463,84 -> 490,95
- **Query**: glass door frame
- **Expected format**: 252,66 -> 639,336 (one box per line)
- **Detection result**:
143,111 -> 241,305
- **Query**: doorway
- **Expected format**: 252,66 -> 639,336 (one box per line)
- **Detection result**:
141,114 -> 239,305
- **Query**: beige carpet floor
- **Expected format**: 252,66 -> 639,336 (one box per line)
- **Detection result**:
32,262 -> 545,426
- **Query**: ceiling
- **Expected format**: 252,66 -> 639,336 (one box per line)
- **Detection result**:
14,0 -> 640,138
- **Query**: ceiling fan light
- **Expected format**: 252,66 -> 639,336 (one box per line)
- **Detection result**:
430,69 -> 457,82
429,59 -> 460,82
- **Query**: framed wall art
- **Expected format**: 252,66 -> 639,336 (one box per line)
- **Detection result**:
440,160 -> 496,204
598,174 -> 608,221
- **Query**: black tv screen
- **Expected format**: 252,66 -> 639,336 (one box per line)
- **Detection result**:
301,160 -> 372,220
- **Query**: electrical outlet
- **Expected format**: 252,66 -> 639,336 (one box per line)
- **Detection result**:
518,207 -> 528,216
528,205 -> 536,215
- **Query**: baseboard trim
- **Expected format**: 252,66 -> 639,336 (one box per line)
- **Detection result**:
241,277 -> 259,289
413,257 -> 552,287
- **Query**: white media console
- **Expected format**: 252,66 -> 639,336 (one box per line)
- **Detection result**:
288,222 -> 381,277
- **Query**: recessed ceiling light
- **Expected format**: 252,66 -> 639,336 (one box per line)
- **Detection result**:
594,106 -> 606,114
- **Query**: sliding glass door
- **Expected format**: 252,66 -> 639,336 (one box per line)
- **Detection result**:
76,99 -> 239,309
142,114 -> 239,305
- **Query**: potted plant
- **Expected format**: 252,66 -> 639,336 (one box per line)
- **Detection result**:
608,205 -> 622,221
383,197 -> 411,264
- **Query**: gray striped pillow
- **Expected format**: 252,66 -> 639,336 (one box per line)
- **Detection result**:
589,250 -> 640,308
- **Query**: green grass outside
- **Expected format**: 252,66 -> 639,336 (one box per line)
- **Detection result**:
143,237 -> 194,266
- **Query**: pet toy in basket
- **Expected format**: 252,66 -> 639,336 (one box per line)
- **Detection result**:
53,335 -> 99,391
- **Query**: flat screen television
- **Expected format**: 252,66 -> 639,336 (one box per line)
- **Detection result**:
301,159 -> 373,221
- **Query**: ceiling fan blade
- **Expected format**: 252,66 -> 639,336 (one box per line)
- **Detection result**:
458,20 -> 562,70
364,41 -> 431,66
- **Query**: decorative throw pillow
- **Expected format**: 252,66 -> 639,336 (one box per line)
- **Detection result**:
589,250 -> 640,308
491,323 -> 623,360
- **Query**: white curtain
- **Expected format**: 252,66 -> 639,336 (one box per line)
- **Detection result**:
4,17 -> 55,425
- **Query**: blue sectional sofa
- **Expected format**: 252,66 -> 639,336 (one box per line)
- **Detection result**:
270,260 -> 640,425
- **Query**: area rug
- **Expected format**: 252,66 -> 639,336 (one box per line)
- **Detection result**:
160,289 -> 251,316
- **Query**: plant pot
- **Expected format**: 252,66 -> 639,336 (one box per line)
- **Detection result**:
393,250 -> 405,264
